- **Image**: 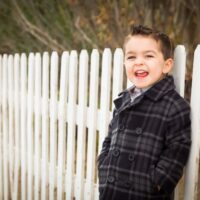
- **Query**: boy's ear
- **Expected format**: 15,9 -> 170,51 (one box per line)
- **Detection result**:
163,58 -> 174,74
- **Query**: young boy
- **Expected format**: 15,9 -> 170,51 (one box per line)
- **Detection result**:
98,25 -> 191,200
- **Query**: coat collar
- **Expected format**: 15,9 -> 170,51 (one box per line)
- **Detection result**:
143,75 -> 175,101
114,75 -> 175,110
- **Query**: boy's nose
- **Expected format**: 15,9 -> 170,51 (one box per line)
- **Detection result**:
134,58 -> 144,66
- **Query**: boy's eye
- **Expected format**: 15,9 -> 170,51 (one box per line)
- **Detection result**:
146,55 -> 154,58
126,56 -> 136,60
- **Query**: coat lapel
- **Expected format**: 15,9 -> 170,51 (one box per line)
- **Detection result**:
144,75 -> 175,101
113,75 -> 176,113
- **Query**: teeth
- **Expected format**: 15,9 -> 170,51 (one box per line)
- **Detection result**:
135,70 -> 148,77
136,70 -> 146,73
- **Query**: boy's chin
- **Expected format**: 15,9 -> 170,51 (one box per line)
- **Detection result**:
128,78 -> 152,89
133,82 -> 150,89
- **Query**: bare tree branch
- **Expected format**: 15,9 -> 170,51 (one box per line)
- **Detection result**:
75,16 -> 99,49
12,0 -> 66,52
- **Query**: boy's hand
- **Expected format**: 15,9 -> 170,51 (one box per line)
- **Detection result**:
157,185 -> 161,191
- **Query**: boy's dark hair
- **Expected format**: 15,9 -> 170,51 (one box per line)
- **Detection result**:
124,25 -> 174,60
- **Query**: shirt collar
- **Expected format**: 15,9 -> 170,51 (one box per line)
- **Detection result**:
117,75 -> 175,101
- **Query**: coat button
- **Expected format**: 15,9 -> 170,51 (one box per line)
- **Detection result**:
112,149 -> 120,157
150,164 -> 156,169
128,154 -> 134,162
135,127 -> 142,135
125,181 -> 131,188
107,175 -> 115,183
119,124 -> 124,131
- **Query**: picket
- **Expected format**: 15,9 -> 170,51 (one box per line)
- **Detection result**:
112,48 -> 124,110
20,53 -> 28,200
34,53 -> 42,200
0,55 -> 3,200
57,51 -> 69,200
27,53 -> 35,200
49,52 -> 59,200
0,47 -> 200,200
66,50 -> 78,200
8,55 -> 14,200
76,50 -> 89,200
98,48 -> 112,155
41,52 -> 50,200
172,45 -> 187,97
171,46 -> 187,200
184,45 -> 200,200
2,54 -> 9,200
13,54 -> 20,200
85,49 -> 99,200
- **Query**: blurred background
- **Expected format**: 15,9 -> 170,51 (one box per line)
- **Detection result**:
1,0 -> 200,53
1,0 -> 200,99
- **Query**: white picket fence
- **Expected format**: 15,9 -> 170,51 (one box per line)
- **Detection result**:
0,46 -> 199,200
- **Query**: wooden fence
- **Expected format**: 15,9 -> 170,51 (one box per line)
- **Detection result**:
0,46 -> 199,200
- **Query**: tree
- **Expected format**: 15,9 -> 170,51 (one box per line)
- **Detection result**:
0,0 -> 199,96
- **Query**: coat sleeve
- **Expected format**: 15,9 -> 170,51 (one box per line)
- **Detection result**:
97,109 -> 116,167
149,99 -> 191,194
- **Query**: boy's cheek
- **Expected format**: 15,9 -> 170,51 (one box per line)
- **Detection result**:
124,61 -> 131,68
125,67 -> 135,80
124,63 -> 133,70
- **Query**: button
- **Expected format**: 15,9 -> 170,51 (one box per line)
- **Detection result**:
112,149 -> 120,157
107,175 -> 115,183
150,164 -> 155,169
119,124 -> 124,131
125,181 -> 131,188
135,127 -> 142,135
128,154 -> 134,161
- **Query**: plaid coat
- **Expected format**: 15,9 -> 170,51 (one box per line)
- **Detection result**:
98,75 -> 191,200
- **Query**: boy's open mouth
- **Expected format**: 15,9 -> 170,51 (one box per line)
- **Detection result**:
135,70 -> 149,78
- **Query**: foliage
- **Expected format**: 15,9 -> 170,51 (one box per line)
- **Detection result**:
0,0 -> 200,94
0,0 -> 200,53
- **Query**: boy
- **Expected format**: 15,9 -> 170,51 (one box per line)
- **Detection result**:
98,25 -> 191,200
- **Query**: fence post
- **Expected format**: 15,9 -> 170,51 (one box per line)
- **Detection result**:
184,45 -> 200,200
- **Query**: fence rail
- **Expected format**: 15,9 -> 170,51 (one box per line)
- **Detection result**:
0,46 -> 199,200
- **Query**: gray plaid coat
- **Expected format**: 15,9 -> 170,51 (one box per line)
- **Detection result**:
98,75 -> 191,200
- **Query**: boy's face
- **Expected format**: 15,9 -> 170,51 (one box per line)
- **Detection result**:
124,35 -> 173,89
